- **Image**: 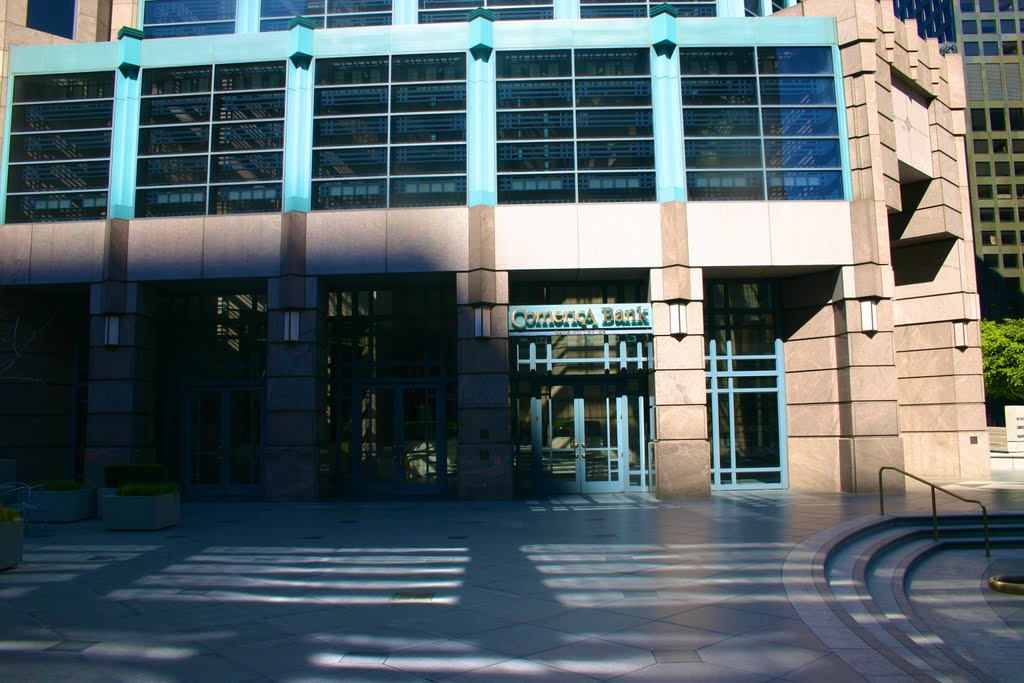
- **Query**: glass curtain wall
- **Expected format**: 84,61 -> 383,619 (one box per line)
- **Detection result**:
143,0 -> 237,38
6,72 -> 115,223
495,49 -> 656,204
681,46 -> 843,200
261,0 -> 394,30
580,0 -> 716,18
136,62 -> 287,217
327,283 -> 458,494
312,54 -> 468,209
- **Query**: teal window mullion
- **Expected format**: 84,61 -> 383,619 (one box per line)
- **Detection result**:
237,0 -> 261,33
832,44 -> 853,201
651,46 -> 686,203
468,13 -> 496,207
284,21 -> 315,212
394,0 -> 418,25
554,0 -> 579,20
718,0 -> 746,17
109,71 -> 141,220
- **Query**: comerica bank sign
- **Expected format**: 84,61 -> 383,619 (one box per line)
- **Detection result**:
508,304 -> 653,336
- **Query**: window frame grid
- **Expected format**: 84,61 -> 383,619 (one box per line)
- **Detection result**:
311,53 -> 469,210
495,48 -> 657,205
259,0 -> 394,32
6,71 -> 117,224
142,0 -> 238,39
135,61 -> 288,218
680,46 -> 843,202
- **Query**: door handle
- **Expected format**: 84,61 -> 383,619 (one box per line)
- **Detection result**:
574,442 -> 587,458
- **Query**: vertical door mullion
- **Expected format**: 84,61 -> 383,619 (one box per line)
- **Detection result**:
394,387 -> 404,489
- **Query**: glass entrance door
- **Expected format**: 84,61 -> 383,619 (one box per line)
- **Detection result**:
533,383 -> 625,493
188,388 -> 263,495
356,384 -> 446,493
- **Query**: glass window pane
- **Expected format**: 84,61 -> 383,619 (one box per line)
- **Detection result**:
681,77 -> 758,106
686,171 -> 765,201
684,108 -> 760,137
679,48 -> 755,75
757,47 -> 833,74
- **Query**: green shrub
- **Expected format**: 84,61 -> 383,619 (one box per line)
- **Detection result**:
0,507 -> 21,523
117,483 -> 179,497
104,464 -> 166,488
40,480 -> 89,491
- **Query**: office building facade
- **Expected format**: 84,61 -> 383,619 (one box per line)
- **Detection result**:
0,0 -> 990,499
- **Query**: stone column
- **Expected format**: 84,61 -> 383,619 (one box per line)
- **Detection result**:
650,202 -> 710,498
84,219 -> 158,486
457,205 -> 513,499
264,212 -> 326,500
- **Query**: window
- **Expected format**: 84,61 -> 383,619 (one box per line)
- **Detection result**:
1004,253 -> 1019,268
998,184 -> 1012,198
1013,140 -> 1024,153
261,0 -> 393,31
313,53 -> 467,209
1002,19 -> 1017,33
972,108 -> 988,131
26,0 -> 75,39
1004,41 -> 1018,55
963,20 -> 978,34
975,139 -> 990,154
960,0 -> 975,10
985,254 -> 1000,267
983,230 -> 998,245
579,0 -> 715,19
980,0 -> 995,10
420,0 -> 554,23
136,62 -> 287,217
143,0 -> 236,38
496,49 -> 655,204
965,43 -> 981,56
982,20 -> 997,34
994,139 -> 1010,154
985,42 -> 1000,56
1011,109 -> 1024,130
1017,184 -> 1024,198
1018,206 -> 1024,220
980,207 -> 996,221
996,161 -> 1012,176
977,162 -> 992,177
1015,160 -> 1024,175
1000,207 -> 1015,221
1003,230 -> 1018,244
681,46 -> 842,201
978,185 -> 994,199
992,108 -> 1007,131
6,72 -> 115,223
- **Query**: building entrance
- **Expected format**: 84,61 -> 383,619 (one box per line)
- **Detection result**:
530,380 -> 647,494
186,387 -> 263,495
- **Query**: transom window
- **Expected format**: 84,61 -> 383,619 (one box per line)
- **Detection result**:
135,62 -> 287,217
312,53 -> 467,209
418,0 -> 554,24
681,46 -> 843,201
142,0 -> 236,38
6,72 -> 115,223
260,0 -> 393,31
496,49 -> 656,204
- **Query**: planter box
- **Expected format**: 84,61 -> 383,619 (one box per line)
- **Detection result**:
104,493 -> 179,531
0,519 -> 24,570
97,488 -> 117,520
35,488 -> 95,522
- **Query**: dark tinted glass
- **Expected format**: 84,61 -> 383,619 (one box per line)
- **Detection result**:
390,176 -> 467,207
314,179 -> 388,209
759,78 -> 835,105
6,191 -> 108,223
316,57 -> 390,85
686,171 -> 765,200
391,84 -> 466,112
314,117 -> 388,146
497,142 -> 575,172
314,148 -> 388,177
140,96 -> 211,125
684,108 -> 760,137
578,172 -> 655,202
679,48 -> 755,76
8,130 -> 111,161
389,144 -> 466,174
316,86 -> 389,115
213,122 -> 284,150
497,81 -> 573,109
139,126 -> 210,155
681,78 -> 758,106
575,109 -> 653,138
137,156 -> 209,186
142,66 -> 213,95
136,187 -> 207,217
766,170 -> 843,199
575,79 -> 651,107
686,139 -> 763,169
498,173 -> 574,203
577,140 -> 655,170
14,72 -> 115,102
574,49 -> 649,76
215,62 -> 287,90
211,153 -> 284,182
496,51 -> 572,79
391,53 -> 465,82
763,139 -> 841,168
761,108 -> 838,136
391,114 -> 466,143
757,47 -> 832,74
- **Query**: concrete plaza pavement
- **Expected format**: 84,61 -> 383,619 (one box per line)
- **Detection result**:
2,485 -> 1024,682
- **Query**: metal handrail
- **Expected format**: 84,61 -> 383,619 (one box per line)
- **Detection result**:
878,466 -> 990,557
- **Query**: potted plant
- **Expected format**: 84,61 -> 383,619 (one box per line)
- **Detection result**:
99,464 -> 166,520
0,507 -> 23,570
34,480 -> 95,522
103,483 -> 180,531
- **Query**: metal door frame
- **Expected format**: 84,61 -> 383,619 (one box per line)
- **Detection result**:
184,385 -> 265,496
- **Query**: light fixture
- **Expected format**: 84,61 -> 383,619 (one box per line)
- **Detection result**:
473,305 -> 491,339
954,320 -> 969,350
860,300 -> 879,334
668,302 -> 686,337
103,315 -> 120,347
283,310 -> 300,343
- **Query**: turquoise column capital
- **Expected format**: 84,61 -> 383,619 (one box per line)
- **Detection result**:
109,29 -> 143,220
283,20 -> 314,213
650,4 -> 678,58
467,12 -> 496,207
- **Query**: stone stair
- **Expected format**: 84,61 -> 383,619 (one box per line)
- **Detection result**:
784,513 -> 1024,682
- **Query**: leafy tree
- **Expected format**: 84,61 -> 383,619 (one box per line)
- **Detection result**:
980,318 -> 1024,401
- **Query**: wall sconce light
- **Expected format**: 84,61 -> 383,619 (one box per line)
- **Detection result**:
668,302 -> 686,337
860,300 -> 879,334
473,305 -> 491,339
283,310 -> 301,343
103,315 -> 120,347
953,320 -> 969,350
